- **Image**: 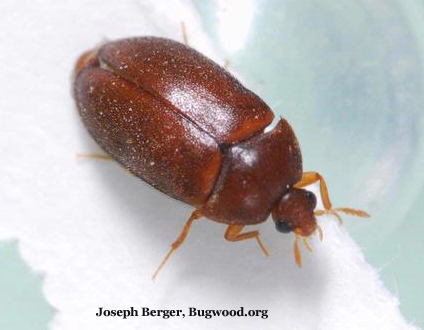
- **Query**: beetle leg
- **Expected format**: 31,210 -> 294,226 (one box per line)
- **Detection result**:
181,22 -> 188,46
295,172 -> 370,223
152,210 -> 201,281
77,153 -> 113,161
295,172 -> 332,210
224,225 -> 270,257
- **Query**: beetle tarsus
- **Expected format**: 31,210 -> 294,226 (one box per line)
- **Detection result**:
255,236 -> 270,257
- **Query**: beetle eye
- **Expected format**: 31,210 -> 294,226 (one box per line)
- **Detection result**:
305,190 -> 317,209
275,221 -> 292,233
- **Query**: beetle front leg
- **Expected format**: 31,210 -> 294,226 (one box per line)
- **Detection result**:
295,172 -> 332,210
295,172 -> 370,223
224,225 -> 270,257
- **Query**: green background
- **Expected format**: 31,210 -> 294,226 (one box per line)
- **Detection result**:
0,241 -> 53,329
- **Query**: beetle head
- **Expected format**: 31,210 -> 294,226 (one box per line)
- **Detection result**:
272,188 -> 317,237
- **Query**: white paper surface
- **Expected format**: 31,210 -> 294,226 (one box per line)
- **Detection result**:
0,0 -> 418,329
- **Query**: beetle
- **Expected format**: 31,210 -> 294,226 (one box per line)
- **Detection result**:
73,35 -> 369,280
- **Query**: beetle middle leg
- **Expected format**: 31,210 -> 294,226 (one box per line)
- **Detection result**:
152,210 -> 201,281
295,172 -> 370,223
224,225 -> 270,257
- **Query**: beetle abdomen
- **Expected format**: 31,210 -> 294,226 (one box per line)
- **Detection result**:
98,37 -> 274,143
75,66 -> 222,206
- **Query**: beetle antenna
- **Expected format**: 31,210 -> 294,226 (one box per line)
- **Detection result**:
333,207 -> 370,218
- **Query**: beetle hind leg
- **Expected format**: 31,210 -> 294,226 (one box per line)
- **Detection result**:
77,153 -> 113,160
224,225 -> 270,257
152,210 -> 201,281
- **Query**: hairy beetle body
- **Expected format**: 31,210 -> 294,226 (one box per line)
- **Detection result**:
74,36 -> 369,277
74,37 -> 301,223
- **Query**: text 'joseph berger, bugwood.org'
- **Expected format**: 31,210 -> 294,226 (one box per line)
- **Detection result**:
96,307 -> 268,319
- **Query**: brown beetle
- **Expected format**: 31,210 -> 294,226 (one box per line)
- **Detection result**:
73,35 -> 369,280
